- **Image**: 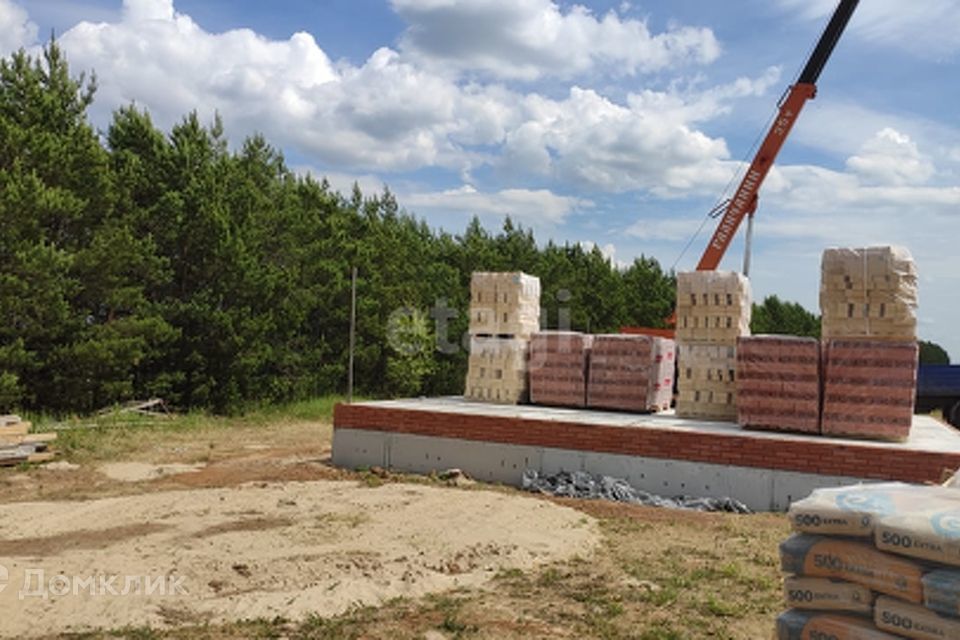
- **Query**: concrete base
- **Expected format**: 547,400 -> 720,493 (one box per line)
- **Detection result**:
333,398 -> 960,512
333,428 -> 868,512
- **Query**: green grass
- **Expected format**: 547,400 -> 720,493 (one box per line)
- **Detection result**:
24,394 -> 357,463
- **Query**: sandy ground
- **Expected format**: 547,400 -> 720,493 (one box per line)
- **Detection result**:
0,476 -> 598,637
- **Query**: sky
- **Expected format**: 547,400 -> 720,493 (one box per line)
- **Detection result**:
5,0 -> 960,359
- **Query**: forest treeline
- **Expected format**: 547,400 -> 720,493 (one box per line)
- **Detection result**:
0,45 -> 944,415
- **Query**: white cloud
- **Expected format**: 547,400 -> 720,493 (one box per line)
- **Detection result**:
391,0 -> 720,80
777,0 -> 960,59
0,0 -> 36,54
402,184 -> 591,226
845,128 -> 934,186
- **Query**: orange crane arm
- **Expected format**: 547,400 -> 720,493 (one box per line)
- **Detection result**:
696,0 -> 858,271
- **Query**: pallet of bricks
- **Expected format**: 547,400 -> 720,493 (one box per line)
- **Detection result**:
528,331 -> 592,407
776,481 -> 960,639
586,334 -> 675,413
820,246 -> 919,441
0,415 -> 56,466
464,272 -> 540,404
675,271 -> 751,421
736,335 -> 821,434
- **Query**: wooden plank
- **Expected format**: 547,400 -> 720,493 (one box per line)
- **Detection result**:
0,414 -> 22,426
26,452 -> 55,463
0,421 -> 31,436
0,432 -> 56,446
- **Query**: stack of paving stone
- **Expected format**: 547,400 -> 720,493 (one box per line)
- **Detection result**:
819,247 -> 919,441
528,331 -> 592,407
464,272 -> 540,404
736,335 -> 821,434
587,334 -> 675,413
776,482 -> 960,639
675,271 -> 751,421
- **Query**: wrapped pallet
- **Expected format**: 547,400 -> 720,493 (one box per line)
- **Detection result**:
736,335 -> 821,434
675,271 -> 751,344
675,271 -> 750,422
676,343 -> 737,420
469,271 -> 541,338
464,336 -> 529,404
820,246 -> 918,341
528,331 -> 592,408
821,339 -> 919,441
586,334 -> 675,413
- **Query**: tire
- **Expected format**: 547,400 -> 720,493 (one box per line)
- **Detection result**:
949,401 -> 960,428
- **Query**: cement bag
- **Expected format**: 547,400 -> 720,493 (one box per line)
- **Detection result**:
922,568 -> 960,618
776,610 -> 902,640
783,576 -> 874,614
874,596 -> 960,640
780,534 -> 924,603
789,482 -> 960,537
875,506 -> 960,567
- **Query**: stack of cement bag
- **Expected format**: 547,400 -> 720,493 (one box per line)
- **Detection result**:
464,272 -> 540,404
528,331 -> 592,407
587,334 -> 675,413
587,334 -> 676,412
820,247 -> 919,441
736,336 -> 821,434
776,482 -> 960,639
675,271 -> 751,421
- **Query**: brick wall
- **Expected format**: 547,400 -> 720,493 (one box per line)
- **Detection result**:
334,403 -> 960,484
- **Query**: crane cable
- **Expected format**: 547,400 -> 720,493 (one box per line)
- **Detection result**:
668,16 -> 824,273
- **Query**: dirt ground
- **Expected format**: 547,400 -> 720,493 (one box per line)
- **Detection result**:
0,420 -> 789,639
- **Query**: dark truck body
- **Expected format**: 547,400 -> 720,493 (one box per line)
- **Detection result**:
916,365 -> 960,427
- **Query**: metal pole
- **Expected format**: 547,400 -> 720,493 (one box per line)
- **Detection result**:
348,266 -> 357,403
742,213 -> 755,277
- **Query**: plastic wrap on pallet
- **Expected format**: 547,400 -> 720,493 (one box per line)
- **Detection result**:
821,339 -> 918,441
776,610 -> 902,640
736,335 -> 820,433
675,271 -> 752,344
528,331 -> 592,408
874,595 -> 960,640
676,343 -> 737,421
586,334 -> 675,413
820,246 -> 918,342
780,534 -> 925,603
783,577 -> 874,614
469,271 -> 541,338
787,482 -> 960,538
464,336 -> 529,404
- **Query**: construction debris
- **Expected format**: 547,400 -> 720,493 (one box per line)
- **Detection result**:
0,415 -> 56,466
528,331 -> 592,408
521,469 -> 752,513
587,334 -> 675,413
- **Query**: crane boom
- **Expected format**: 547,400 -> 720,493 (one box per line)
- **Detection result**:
695,0 -> 859,272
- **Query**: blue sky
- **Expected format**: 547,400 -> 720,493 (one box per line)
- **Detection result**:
6,0 -> 960,358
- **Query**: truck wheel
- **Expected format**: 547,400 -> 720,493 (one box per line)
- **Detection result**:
950,401 -> 960,428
